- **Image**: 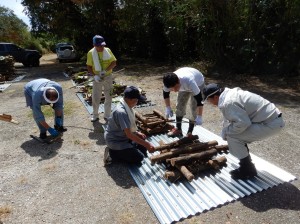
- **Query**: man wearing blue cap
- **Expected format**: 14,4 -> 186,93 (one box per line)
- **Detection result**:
202,83 -> 285,179
86,35 -> 117,122
24,78 -> 66,139
104,86 -> 155,165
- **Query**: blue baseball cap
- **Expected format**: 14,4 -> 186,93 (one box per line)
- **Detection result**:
93,35 -> 106,46
124,86 -> 146,101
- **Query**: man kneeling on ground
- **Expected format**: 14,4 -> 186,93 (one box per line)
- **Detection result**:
104,86 -> 155,165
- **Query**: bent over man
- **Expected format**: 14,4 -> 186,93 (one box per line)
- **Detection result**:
24,78 -> 66,139
104,86 -> 155,165
202,83 -> 285,179
163,67 -> 205,137
87,35 -> 117,122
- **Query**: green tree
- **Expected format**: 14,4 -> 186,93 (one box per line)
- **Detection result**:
0,6 -> 30,44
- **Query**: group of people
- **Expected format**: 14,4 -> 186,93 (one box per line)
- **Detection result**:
24,35 -> 285,180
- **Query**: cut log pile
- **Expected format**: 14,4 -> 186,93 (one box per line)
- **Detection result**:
150,135 -> 229,182
135,109 -> 175,135
0,56 -> 15,82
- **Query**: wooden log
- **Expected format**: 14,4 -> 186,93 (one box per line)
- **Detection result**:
0,114 -> 19,124
154,135 -> 200,152
135,111 -> 148,124
207,156 -> 227,169
167,148 -> 218,166
145,120 -> 167,128
164,169 -> 182,182
175,165 -> 194,181
151,140 -> 217,163
153,109 -> 167,120
215,145 -> 229,152
144,118 -> 164,123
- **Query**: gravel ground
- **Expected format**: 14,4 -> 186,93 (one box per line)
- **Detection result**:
0,54 -> 299,224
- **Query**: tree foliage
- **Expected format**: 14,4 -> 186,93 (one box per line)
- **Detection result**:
20,0 -> 300,74
0,6 -> 29,44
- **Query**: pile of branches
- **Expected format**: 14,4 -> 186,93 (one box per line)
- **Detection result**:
0,56 -> 15,82
135,109 -> 174,135
150,135 -> 228,182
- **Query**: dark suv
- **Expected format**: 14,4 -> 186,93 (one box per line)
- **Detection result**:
0,43 -> 42,67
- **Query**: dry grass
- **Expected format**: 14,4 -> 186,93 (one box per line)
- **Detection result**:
0,206 -> 12,218
42,163 -> 57,172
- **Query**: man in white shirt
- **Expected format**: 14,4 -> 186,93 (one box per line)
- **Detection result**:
202,83 -> 285,179
163,67 -> 205,137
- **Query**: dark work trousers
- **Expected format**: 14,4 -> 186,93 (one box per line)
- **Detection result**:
109,142 -> 147,164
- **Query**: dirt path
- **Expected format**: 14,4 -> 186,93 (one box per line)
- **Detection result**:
1,54 -> 299,223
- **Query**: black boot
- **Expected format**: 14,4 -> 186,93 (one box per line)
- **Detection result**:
230,155 -> 257,179
187,122 -> 194,135
39,132 -> 47,139
54,125 -> 67,132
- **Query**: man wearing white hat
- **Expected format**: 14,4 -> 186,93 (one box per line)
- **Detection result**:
24,78 -> 66,139
86,35 -> 117,122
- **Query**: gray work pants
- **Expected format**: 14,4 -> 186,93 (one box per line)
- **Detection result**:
226,115 -> 285,159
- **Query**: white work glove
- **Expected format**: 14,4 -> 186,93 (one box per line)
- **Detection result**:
94,75 -> 101,82
195,115 -> 203,125
165,106 -> 173,118
221,128 -> 227,140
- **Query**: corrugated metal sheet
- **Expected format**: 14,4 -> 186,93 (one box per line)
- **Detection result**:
76,93 -> 156,114
128,122 -> 297,224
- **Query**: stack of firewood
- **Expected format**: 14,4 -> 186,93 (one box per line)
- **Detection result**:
0,56 -> 15,81
135,109 -> 175,135
150,135 -> 228,182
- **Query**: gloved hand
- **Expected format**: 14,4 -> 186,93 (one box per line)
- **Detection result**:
221,128 -> 227,140
165,106 -> 173,118
55,117 -> 63,127
195,115 -> 203,125
94,75 -> 101,82
48,127 -> 59,137
100,70 -> 106,77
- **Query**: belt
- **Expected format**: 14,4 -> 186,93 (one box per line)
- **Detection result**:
263,112 -> 282,124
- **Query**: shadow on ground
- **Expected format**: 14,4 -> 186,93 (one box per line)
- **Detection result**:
105,163 -> 138,189
241,182 -> 300,212
20,139 -> 62,161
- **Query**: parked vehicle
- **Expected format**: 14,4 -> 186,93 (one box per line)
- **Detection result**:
0,42 -> 41,67
56,44 -> 77,62
55,42 -> 72,52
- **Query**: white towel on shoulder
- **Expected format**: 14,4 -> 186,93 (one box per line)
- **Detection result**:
120,98 -> 138,132
92,47 -> 111,72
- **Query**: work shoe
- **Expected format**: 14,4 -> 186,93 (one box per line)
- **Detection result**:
167,128 -> 183,137
230,155 -> 257,179
54,125 -> 68,132
39,132 -> 47,139
186,132 -> 193,138
103,147 -> 112,166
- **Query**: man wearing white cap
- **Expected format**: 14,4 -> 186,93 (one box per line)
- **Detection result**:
24,78 -> 66,139
86,35 -> 117,122
202,83 -> 285,179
